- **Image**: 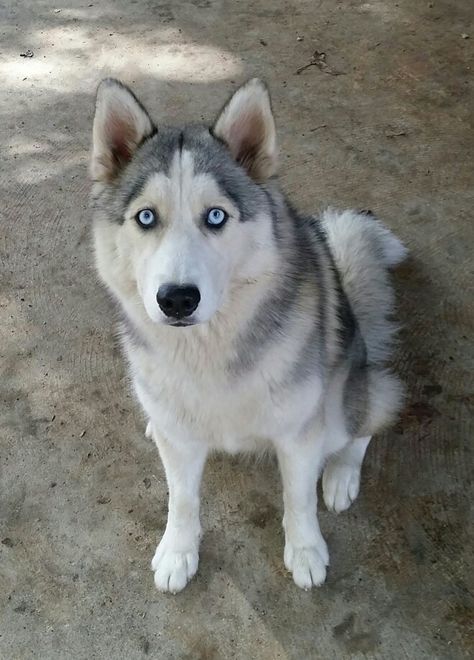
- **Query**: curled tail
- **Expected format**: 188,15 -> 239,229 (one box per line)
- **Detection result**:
358,210 -> 408,268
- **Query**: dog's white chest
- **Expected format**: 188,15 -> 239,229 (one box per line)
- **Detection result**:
132,345 -> 320,452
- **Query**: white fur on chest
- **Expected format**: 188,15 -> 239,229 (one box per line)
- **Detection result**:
128,335 -> 323,453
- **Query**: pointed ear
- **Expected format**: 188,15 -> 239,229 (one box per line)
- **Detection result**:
212,78 -> 277,182
91,78 -> 155,182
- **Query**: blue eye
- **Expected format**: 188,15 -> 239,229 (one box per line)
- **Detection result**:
136,208 -> 156,228
206,208 -> 228,228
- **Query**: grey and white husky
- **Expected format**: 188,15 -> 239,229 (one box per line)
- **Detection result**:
90,78 -> 406,592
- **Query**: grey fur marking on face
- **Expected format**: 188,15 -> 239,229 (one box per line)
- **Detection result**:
227,268 -> 302,376
181,128 -> 267,221
226,199 -> 320,377
100,126 -> 268,224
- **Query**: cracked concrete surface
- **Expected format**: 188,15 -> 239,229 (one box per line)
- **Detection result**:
1,0 -> 473,658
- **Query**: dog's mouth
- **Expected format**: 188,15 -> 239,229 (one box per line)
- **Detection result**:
166,320 -> 195,328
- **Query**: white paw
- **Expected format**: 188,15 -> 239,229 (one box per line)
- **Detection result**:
322,461 -> 361,513
284,538 -> 329,590
145,421 -> 153,440
151,539 -> 199,593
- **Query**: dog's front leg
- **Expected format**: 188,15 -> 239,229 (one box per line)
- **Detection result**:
150,429 -> 207,593
276,435 -> 329,590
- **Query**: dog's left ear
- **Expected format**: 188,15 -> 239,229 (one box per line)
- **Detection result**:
212,78 -> 277,182
91,78 -> 155,182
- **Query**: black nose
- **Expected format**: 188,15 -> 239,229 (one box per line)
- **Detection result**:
156,284 -> 201,319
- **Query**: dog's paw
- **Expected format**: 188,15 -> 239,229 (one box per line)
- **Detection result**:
322,460 -> 361,513
145,421 -> 153,440
151,540 -> 199,593
284,538 -> 329,590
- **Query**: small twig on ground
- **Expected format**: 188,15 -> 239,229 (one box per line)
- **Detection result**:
296,50 -> 346,76
385,130 -> 407,138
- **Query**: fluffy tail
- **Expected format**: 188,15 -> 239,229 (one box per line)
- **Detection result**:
360,210 -> 408,268
363,368 -> 405,435
320,208 -> 407,366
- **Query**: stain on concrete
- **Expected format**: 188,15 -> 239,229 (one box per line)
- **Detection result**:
333,613 -> 378,654
247,503 -> 278,529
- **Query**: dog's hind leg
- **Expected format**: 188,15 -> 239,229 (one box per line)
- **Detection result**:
322,436 -> 371,513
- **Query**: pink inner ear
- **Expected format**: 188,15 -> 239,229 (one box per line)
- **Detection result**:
227,109 -> 263,159
106,111 -> 137,168
227,110 -> 268,181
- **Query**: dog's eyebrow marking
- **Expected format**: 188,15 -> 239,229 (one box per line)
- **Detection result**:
189,132 -> 266,223
121,173 -> 150,215
117,129 -> 188,216
213,175 -> 245,217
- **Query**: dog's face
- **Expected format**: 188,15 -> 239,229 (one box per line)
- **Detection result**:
91,79 -> 279,326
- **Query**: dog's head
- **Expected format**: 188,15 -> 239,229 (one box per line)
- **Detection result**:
91,78 -> 279,327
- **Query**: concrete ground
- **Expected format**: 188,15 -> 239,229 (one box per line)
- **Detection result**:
1,0 -> 473,658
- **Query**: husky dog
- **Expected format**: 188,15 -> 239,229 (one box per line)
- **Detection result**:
90,78 -> 406,593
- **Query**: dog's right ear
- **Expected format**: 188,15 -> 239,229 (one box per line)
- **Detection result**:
212,78 -> 277,182
91,79 -> 155,182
